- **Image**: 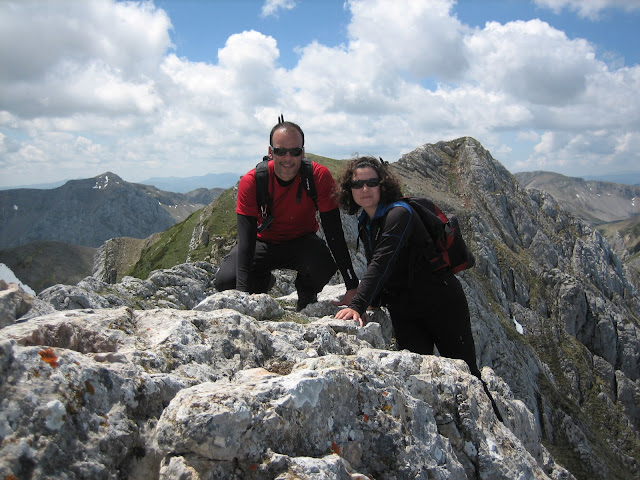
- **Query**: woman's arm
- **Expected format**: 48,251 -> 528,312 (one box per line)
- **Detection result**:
348,206 -> 414,314
319,208 -> 359,290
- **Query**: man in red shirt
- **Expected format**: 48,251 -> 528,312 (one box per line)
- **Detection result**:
215,119 -> 358,310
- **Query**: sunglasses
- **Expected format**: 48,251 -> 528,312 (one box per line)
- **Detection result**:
351,178 -> 381,189
272,146 -> 303,157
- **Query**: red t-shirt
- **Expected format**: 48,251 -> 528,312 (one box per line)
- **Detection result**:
236,160 -> 339,243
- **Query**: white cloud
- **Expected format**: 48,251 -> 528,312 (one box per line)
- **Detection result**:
533,0 -> 640,19
0,0 -> 639,187
261,0 -> 297,18
0,0 -> 171,118
465,19 -> 598,105
516,130 -> 640,173
347,0 -> 467,80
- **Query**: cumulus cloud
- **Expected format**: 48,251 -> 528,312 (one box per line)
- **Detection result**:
0,0 -> 639,186
519,129 -> 640,174
533,0 -> 640,19
347,0 -> 468,80
261,0 -> 297,18
0,0 -> 171,118
465,19 -> 599,105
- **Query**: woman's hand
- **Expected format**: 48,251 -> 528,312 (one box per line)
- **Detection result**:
331,288 -> 357,307
335,307 -> 365,327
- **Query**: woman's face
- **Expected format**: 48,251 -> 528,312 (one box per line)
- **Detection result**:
351,166 -> 381,211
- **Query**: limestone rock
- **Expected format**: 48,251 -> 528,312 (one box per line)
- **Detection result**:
0,303 -> 570,479
0,280 -> 34,326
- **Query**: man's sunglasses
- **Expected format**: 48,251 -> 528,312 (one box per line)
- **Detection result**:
272,147 -> 303,157
351,178 -> 381,189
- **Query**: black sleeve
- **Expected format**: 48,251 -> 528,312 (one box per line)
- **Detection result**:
236,213 -> 257,292
319,208 -> 359,290
349,206 -> 414,314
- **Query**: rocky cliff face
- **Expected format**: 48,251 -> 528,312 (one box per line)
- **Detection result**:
1,138 -> 639,479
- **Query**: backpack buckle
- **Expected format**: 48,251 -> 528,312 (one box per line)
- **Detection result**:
257,214 -> 273,232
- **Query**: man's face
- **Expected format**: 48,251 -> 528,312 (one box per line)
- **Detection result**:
269,127 -> 304,182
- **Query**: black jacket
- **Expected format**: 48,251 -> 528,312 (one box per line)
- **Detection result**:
349,201 -> 438,314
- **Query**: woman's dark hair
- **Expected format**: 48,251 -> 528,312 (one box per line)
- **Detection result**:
336,156 -> 403,215
269,121 -> 305,147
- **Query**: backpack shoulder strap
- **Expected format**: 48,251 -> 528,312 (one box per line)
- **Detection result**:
388,200 -> 411,213
255,156 -> 270,217
296,158 -> 318,209
255,156 -> 274,232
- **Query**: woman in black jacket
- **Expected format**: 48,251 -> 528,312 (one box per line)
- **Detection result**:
334,156 -> 503,421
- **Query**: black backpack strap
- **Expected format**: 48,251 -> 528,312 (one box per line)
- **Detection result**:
255,156 -> 270,212
255,156 -> 272,232
296,157 -> 318,209
257,157 -> 317,232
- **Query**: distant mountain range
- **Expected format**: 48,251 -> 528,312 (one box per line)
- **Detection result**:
4,170 -> 638,192
514,171 -> 640,225
581,172 -> 640,186
0,171 -> 242,192
0,172 -> 224,251
139,172 -> 241,193
0,171 -> 230,293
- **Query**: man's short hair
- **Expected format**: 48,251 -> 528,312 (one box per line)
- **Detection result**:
270,121 -> 305,147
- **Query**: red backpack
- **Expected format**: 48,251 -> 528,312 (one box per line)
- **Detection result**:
395,197 -> 475,274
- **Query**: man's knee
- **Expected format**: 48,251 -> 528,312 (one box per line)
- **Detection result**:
214,271 -> 234,291
214,254 -> 236,291
298,240 -> 336,275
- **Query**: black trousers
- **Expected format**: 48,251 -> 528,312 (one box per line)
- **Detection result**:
387,274 -> 504,422
386,273 -> 482,378
215,233 -> 337,297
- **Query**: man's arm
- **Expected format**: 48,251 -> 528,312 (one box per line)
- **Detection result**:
236,213 -> 257,292
319,208 -> 359,291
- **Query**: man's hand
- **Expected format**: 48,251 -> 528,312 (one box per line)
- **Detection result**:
331,288 -> 357,307
334,307 -> 366,327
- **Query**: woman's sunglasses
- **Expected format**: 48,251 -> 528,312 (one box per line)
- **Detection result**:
272,147 -> 303,157
351,178 -> 381,189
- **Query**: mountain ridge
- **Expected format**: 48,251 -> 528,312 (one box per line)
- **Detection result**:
140,172 -> 241,193
0,172 -> 223,250
0,171 -> 242,191
515,170 -> 640,225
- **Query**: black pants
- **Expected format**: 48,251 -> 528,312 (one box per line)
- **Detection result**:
387,274 -> 504,422
386,273 -> 482,378
215,233 -> 337,297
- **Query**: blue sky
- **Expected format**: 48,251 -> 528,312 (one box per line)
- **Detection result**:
161,0 -> 640,67
1,0 -> 639,188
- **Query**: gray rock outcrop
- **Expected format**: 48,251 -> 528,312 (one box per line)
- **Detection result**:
1,296 -> 571,479
0,279 -> 33,326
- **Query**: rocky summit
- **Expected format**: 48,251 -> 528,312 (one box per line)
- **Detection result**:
1,137 -> 639,479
